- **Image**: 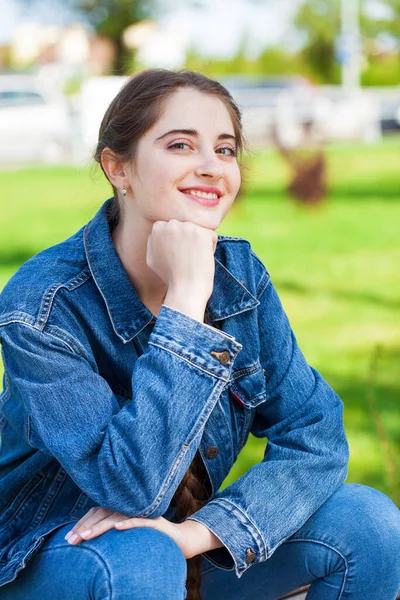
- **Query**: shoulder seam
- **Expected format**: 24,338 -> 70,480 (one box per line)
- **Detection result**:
35,267 -> 91,330
0,319 -> 77,354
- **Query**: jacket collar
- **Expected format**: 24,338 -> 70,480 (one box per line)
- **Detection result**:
84,199 -> 259,343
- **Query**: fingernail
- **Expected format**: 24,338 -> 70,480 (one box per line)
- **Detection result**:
67,533 -> 79,544
80,529 -> 92,538
115,522 -> 124,528
64,531 -> 73,541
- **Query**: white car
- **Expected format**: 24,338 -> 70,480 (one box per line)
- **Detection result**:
0,75 -> 72,164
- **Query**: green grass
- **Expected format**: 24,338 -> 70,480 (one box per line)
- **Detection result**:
1,140 -> 399,505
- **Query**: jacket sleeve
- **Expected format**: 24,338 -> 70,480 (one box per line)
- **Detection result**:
0,306 -> 242,517
187,267 -> 349,578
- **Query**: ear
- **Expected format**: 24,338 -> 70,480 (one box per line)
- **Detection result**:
101,147 -> 130,190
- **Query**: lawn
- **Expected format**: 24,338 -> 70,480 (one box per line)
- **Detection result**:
1,139 -> 399,505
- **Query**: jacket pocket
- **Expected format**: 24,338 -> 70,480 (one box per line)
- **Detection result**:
0,473 -> 46,531
228,363 -> 267,453
230,362 -> 267,409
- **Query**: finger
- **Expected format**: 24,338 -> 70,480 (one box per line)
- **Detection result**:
114,516 -> 162,531
66,509 -> 124,544
74,512 -> 127,542
65,507 -> 104,540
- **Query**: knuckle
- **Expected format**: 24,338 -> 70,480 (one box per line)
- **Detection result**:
89,506 -> 101,514
114,512 -> 127,520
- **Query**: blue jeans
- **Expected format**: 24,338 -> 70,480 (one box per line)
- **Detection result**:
2,484 -> 399,600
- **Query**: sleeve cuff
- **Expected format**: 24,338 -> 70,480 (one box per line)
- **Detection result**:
187,498 -> 268,578
149,304 -> 242,379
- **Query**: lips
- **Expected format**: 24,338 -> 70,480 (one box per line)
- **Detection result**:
178,185 -> 223,208
179,189 -> 221,207
178,186 -> 223,198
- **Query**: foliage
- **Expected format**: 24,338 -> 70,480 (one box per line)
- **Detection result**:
294,0 -> 342,83
293,0 -> 400,84
0,139 -> 399,503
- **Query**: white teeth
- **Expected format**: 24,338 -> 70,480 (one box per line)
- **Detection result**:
184,189 -> 218,199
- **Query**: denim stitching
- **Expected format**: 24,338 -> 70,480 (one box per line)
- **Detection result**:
159,306 -> 243,346
285,537 -> 349,600
30,467 -> 69,529
215,257 -> 259,299
238,406 -> 253,450
215,398 -> 235,464
36,544 -> 113,600
0,321 -> 76,354
0,475 -> 45,530
69,491 -> 89,515
141,379 -> 226,518
44,325 -> 93,362
0,312 -> 36,327
35,267 -> 92,330
217,235 -> 249,242
84,222 -> 124,343
148,340 -> 233,381
208,498 -> 268,561
256,270 -> 271,299
231,361 -> 261,380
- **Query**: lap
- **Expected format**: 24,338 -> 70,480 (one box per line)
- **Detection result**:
1,524 -> 188,600
2,484 -> 399,600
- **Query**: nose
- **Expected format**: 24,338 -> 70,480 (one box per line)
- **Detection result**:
194,150 -> 224,179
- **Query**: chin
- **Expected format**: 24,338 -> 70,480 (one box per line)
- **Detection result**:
195,216 -> 221,231
176,208 -> 221,229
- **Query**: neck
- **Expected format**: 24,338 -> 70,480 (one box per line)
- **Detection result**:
111,213 -> 168,314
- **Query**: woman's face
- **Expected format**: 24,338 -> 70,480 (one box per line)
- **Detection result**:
124,87 -> 241,231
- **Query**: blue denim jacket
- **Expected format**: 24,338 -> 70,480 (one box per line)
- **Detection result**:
0,198 -> 349,585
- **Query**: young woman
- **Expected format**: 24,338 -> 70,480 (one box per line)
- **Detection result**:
0,69 -> 399,600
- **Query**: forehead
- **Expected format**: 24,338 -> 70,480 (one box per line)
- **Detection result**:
152,87 -> 235,136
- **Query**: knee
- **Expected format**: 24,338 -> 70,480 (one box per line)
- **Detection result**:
330,484 -> 400,566
89,527 -> 187,600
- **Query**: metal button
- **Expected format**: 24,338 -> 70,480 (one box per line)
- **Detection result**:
206,446 -> 219,458
210,350 -> 230,365
245,548 -> 256,564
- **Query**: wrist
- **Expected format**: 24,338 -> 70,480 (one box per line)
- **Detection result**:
178,519 -> 224,559
164,288 -> 207,322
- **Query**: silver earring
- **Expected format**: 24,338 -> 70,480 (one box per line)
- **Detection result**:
121,186 -> 127,196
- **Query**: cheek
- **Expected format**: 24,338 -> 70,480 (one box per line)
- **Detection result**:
147,158 -> 182,193
230,164 -> 242,196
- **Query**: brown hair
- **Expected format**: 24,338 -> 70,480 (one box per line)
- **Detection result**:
94,69 -> 241,599
94,68 -> 245,231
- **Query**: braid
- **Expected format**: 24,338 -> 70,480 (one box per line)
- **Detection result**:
172,450 -> 210,600
173,313 -> 223,599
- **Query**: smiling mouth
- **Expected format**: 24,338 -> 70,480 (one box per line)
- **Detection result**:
180,189 -> 220,199
179,189 -> 221,207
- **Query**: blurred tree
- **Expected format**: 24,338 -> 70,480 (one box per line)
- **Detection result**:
16,0 -> 157,74
75,0 -> 154,73
294,0 -> 400,83
294,0 -> 342,83
365,0 -> 400,41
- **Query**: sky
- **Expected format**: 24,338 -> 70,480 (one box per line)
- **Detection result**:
0,0 -> 304,58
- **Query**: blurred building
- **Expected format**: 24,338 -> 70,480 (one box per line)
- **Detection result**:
9,22 -> 116,82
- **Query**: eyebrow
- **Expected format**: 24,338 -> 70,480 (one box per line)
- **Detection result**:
154,128 -> 237,144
